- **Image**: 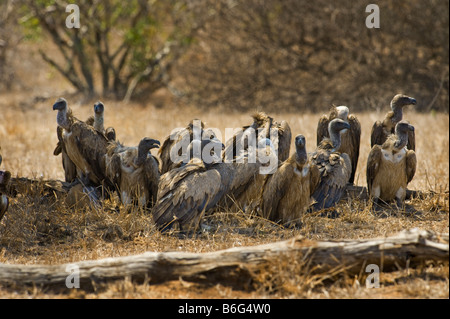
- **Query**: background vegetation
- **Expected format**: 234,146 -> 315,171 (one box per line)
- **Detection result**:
1,0 -> 449,111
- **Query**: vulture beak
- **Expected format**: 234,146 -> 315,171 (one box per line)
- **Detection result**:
147,138 -> 161,149
410,98 -> 417,106
53,101 -> 65,111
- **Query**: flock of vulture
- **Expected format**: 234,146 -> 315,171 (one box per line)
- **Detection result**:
0,94 -> 417,231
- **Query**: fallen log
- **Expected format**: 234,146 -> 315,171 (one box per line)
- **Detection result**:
0,228 -> 447,291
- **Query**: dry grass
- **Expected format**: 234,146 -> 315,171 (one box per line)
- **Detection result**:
0,95 -> 448,299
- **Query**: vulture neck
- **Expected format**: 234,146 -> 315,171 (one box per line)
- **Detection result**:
134,145 -> 149,166
94,113 -> 104,132
329,130 -> 342,152
390,104 -> 403,123
57,108 -> 70,130
295,146 -> 307,167
393,130 -> 409,150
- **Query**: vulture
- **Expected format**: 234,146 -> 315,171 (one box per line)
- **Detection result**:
158,119 -> 214,174
52,98 -> 114,194
259,135 -> 320,226
152,134 -> 272,231
152,137 -> 229,231
366,120 -> 416,208
317,105 -> 361,184
371,94 -> 416,151
53,101 -> 115,183
221,112 -> 292,210
85,101 -> 116,141
105,137 -> 161,209
310,118 -> 352,213
0,151 -> 10,222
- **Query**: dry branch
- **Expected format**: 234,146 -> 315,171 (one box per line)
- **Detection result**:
0,228 -> 447,291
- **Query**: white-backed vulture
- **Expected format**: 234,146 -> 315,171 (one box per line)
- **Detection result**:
371,94 -> 416,151
367,121 -> 417,208
317,105 -> 361,184
152,137 -> 229,231
105,137 -> 160,209
0,151 -> 10,222
259,135 -> 320,226
53,101 -> 115,183
52,98 -> 114,193
158,119 -> 213,174
85,101 -> 116,141
310,118 -> 352,213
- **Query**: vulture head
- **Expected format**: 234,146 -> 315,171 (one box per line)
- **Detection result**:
94,101 -> 104,115
390,94 -> 417,110
328,118 -> 351,136
328,118 -> 351,151
294,134 -> 307,165
53,97 -> 70,130
393,120 -> 415,150
52,97 -> 68,111
134,138 -> 160,166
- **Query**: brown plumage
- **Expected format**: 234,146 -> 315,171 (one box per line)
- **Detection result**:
310,118 -> 352,212
222,112 -> 292,210
0,150 -> 10,222
158,119 -> 212,174
105,137 -> 160,209
317,105 -> 361,184
152,137 -> 229,231
259,135 -> 320,226
371,94 -> 416,151
52,98 -> 114,192
53,101 -> 115,183
53,108 -> 79,183
367,120 -> 417,208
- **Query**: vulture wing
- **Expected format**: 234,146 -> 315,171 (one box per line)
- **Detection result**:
348,114 -> 361,184
65,121 -> 112,189
370,121 -> 386,148
407,129 -> 416,151
405,150 -> 417,184
310,144 -> 351,210
274,120 -> 292,162
316,114 -> 330,146
54,126 -> 77,183
152,160 -> 224,230
143,155 -> 160,207
260,160 -> 293,221
366,144 -> 382,195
